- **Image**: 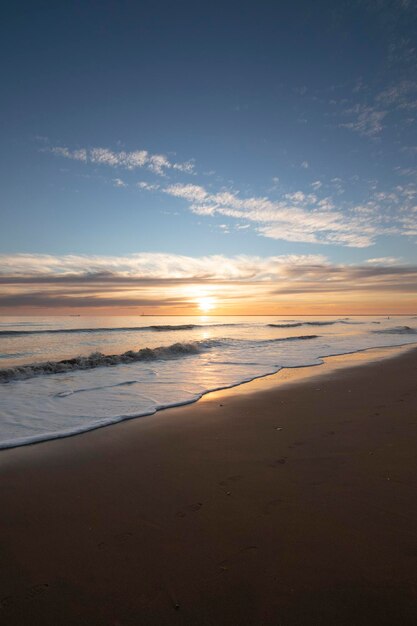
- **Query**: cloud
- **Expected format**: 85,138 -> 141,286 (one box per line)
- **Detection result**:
159,174 -> 417,248
166,183 -> 208,203
44,136 -> 416,251
137,181 -> 160,191
335,76 -> 417,140
340,104 -> 387,137
49,145 -> 194,176
0,252 -> 329,282
377,80 -> 417,111
0,253 -> 415,312
366,257 -> 402,265
50,147 -> 88,162
0,291 -> 184,309
163,183 -> 384,247
272,263 -> 417,295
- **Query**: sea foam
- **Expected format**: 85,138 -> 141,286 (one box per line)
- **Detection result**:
1,315 -> 417,450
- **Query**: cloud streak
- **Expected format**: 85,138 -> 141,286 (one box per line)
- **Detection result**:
340,104 -> 387,137
164,183 -> 390,247
49,146 -> 194,176
0,252 -> 328,282
0,253 -> 416,312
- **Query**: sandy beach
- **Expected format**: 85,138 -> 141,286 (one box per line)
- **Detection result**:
1,345 -> 417,625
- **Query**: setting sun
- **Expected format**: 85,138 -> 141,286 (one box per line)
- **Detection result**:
197,295 -> 215,312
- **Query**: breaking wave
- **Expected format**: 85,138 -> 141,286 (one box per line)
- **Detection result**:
1,313 -> 417,450
268,319 -> 361,328
0,334 -> 320,383
0,340 -> 217,383
373,326 -> 417,335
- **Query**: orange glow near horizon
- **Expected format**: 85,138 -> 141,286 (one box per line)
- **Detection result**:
1,280 -> 416,317
2,298 -> 417,316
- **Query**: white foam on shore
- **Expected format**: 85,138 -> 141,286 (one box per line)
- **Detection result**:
0,316 -> 416,450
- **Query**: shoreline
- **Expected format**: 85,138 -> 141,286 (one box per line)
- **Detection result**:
1,341 -> 415,453
1,344 -> 417,624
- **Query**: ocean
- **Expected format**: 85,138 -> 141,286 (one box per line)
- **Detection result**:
0,315 -> 416,449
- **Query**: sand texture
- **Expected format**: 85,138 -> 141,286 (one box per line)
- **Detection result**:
1,346 -> 417,625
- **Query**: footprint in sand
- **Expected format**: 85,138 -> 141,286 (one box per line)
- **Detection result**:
97,531 -> 133,550
0,583 -> 49,613
218,545 -> 259,572
24,584 -> 49,601
176,502 -> 203,518
263,499 -> 285,514
269,458 -> 287,467
218,474 -> 242,487
0,595 -> 14,611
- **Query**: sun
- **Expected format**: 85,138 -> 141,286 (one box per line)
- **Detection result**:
184,285 -> 218,313
197,296 -> 215,313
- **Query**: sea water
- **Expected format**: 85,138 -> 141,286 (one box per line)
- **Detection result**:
0,315 -> 416,449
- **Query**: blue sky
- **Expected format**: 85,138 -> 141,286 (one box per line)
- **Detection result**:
1,0 -> 417,313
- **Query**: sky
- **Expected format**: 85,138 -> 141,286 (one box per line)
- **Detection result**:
1,0 -> 417,314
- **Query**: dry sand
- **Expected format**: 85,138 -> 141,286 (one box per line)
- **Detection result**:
1,345 -> 417,625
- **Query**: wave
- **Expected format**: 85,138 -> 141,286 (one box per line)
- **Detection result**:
2,325 -> 417,450
0,333 -> 320,383
267,334 -> 318,342
0,324 -> 197,337
0,340 -> 217,383
268,319 -> 361,329
373,326 -> 417,335
148,324 -> 196,331
0,322 -> 241,337
0,319 -> 367,337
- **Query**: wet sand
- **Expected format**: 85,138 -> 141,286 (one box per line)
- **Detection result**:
1,345 -> 417,625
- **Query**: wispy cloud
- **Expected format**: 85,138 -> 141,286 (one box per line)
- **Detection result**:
332,75 -> 417,140
49,145 -> 195,176
166,183 -> 209,203
340,104 -> 387,137
163,183 -> 385,247
0,252 -> 328,282
44,136 -> 417,251
377,80 -> 417,111
366,256 -> 402,265
137,181 -> 160,191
